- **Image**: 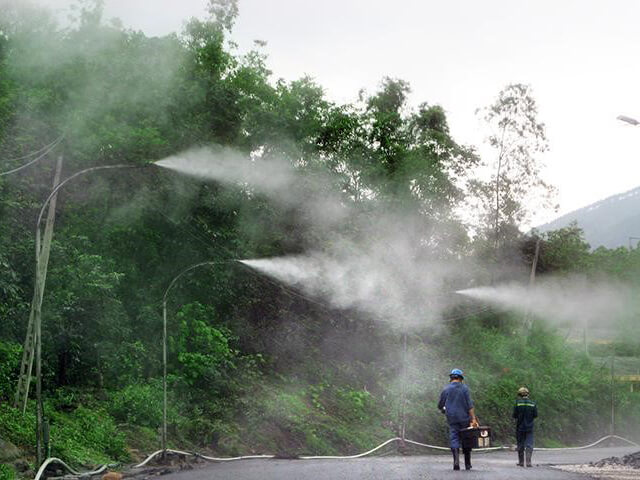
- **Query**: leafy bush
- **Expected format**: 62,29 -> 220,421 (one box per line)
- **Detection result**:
107,381 -> 162,428
0,464 -> 16,480
0,403 -> 35,448
168,303 -> 236,390
334,388 -> 373,422
0,399 -> 127,466
103,340 -> 151,387
48,405 -> 128,463
0,341 -> 21,401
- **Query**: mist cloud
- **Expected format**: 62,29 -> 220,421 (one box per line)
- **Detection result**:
457,276 -> 634,328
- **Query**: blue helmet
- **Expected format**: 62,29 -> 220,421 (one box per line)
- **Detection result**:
449,368 -> 464,379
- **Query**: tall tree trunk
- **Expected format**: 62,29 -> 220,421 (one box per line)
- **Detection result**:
494,127 -> 507,253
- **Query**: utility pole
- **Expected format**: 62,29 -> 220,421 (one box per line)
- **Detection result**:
15,156 -> 64,414
36,155 -> 63,465
18,163 -> 146,467
583,324 -> 589,356
611,355 -> 615,436
400,330 -> 407,445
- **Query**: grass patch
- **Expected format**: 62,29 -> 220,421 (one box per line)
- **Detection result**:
0,400 -> 128,468
0,464 -> 16,480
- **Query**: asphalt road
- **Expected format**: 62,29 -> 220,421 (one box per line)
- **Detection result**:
158,447 -> 640,480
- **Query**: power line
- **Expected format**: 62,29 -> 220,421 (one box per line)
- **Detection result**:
0,135 -> 64,177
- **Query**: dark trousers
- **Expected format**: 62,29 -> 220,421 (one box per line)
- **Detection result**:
448,422 -> 468,448
516,429 -> 534,450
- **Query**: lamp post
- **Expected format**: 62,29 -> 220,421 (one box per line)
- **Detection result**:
161,260 -> 236,453
32,163 -> 150,465
617,115 -> 640,126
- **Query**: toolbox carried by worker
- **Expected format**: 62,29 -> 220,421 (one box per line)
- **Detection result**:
460,425 -> 492,449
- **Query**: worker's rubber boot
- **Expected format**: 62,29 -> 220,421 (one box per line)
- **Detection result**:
525,448 -> 533,467
517,449 -> 524,467
463,448 -> 472,470
451,448 -> 460,470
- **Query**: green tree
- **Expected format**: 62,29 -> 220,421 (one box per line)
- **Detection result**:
474,84 -> 555,250
206,0 -> 239,32
538,223 -> 591,274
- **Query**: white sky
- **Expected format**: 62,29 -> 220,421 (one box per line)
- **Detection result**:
33,0 -> 640,224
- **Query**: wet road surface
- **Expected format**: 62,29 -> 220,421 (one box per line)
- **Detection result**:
158,446 -> 639,480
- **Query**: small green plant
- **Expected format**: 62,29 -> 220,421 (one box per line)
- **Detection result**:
0,403 -> 35,447
0,341 -> 21,400
307,383 -> 327,413
0,464 -> 16,480
335,388 -> 372,422
48,405 -> 128,464
107,382 -> 162,428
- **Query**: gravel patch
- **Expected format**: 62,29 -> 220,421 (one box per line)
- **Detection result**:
553,464 -> 640,479
592,452 -> 640,469
552,451 -> 640,479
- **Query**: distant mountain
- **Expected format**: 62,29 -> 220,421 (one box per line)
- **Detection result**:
537,186 -> 640,249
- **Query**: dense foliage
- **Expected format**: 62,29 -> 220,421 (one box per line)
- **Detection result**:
0,0 -> 638,474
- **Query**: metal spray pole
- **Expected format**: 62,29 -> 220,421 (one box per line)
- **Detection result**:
611,355 -> 615,435
33,164 -> 146,465
400,330 -> 407,443
161,260 -> 235,453
162,298 -> 168,455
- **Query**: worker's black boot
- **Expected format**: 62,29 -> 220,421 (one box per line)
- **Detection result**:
517,449 -> 524,466
463,448 -> 472,470
525,448 -> 533,467
451,448 -> 460,470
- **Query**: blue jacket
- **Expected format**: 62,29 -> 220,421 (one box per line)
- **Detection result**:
438,382 -> 473,424
513,397 -> 538,432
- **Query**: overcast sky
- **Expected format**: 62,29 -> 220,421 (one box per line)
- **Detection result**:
33,0 -> 640,224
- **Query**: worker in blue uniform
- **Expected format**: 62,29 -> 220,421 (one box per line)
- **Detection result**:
513,386 -> 537,467
438,368 -> 479,470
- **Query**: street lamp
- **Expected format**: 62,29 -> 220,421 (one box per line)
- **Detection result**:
32,163 -> 151,464
161,260 -> 237,453
617,115 -> 640,126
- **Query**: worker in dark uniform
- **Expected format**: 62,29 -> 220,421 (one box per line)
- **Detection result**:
438,368 -> 479,470
513,386 -> 538,467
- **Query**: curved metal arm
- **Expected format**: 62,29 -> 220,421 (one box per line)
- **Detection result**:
35,164 -> 151,268
163,260 -> 235,303
37,164 -> 147,234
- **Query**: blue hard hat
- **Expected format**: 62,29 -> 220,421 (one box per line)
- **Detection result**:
449,368 -> 464,378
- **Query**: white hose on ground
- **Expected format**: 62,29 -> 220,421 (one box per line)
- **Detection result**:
131,433 -> 639,467
403,438 -> 507,452
33,457 -> 111,480
299,437 -> 401,459
33,433 -> 640,479
134,449 -> 275,467
534,434 -> 639,451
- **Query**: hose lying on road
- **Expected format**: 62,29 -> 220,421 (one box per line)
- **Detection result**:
31,434 -> 640,479
33,457 -> 115,480
535,435 -> 639,451
403,438 -> 506,453
134,448 -> 275,467
131,434 -> 639,467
